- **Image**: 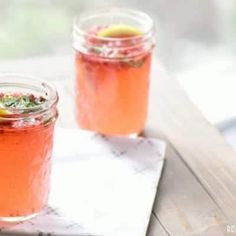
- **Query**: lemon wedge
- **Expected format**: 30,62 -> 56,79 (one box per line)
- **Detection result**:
97,24 -> 142,38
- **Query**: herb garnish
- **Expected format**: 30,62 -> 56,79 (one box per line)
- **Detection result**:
0,93 -> 46,110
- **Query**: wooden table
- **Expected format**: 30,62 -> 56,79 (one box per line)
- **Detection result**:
1,55 -> 236,236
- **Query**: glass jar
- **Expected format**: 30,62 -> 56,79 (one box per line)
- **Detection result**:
0,74 -> 58,222
73,8 -> 155,135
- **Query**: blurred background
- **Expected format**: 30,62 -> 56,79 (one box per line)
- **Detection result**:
0,0 -> 235,149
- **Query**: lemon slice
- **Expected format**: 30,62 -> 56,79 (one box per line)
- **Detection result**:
97,24 -> 142,38
0,109 -> 11,115
0,105 -> 11,116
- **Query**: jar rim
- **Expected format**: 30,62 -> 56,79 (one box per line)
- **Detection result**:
73,7 -> 154,42
0,73 -> 58,117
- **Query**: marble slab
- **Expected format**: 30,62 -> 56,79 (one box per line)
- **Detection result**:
0,128 -> 166,236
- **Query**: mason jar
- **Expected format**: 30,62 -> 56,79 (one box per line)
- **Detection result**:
0,74 -> 58,222
73,8 -> 155,135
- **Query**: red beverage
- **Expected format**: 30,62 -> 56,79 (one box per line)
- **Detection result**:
75,51 -> 152,135
0,75 -> 58,222
73,8 -> 155,135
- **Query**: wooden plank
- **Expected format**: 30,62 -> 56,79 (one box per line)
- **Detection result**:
147,213 -> 169,236
0,56 -> 73,81
147,133 -> 227,235
146,62 -> 236,221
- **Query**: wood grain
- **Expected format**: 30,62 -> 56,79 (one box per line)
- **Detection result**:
147,213 -> 169,236
148,133 -> 227,236
147,62 -> 236,222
